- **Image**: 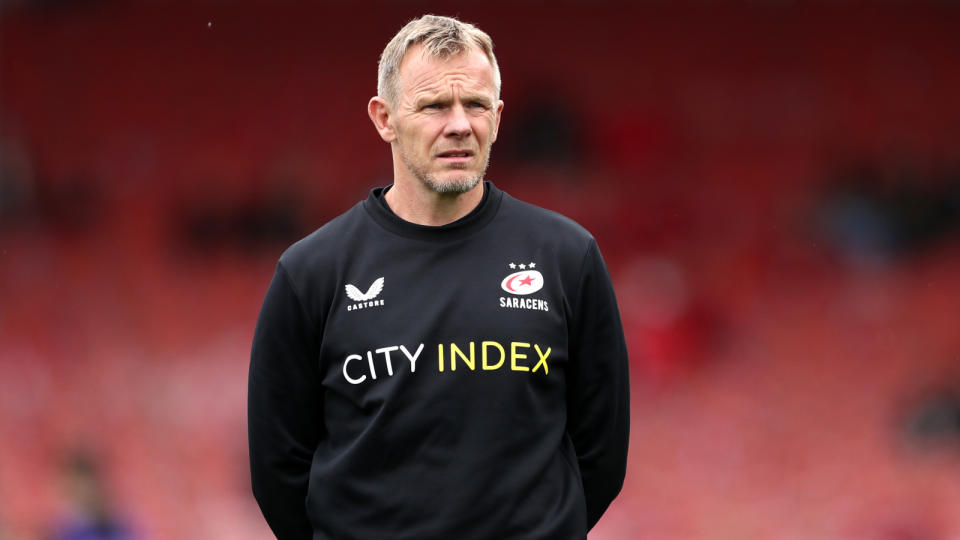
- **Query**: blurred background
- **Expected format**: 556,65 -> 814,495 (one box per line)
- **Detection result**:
2,0 -> 960,538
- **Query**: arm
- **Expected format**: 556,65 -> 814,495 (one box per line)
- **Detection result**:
248,262 -> 323,539
566,240 -> 630,530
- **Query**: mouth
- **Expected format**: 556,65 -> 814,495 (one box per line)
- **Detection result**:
437,150 -> 475,162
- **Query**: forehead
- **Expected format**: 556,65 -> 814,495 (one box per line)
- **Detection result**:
398,44 -> 497,99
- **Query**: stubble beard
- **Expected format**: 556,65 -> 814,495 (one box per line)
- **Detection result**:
399,144 -> 492,195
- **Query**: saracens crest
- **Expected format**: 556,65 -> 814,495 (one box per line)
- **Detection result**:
499,262 -> 549,312
501,262 -> 543,295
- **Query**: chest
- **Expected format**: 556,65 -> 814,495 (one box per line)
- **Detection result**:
316,237 -> 572,396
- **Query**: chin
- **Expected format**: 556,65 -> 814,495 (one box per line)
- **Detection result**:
421,174 -> 483,195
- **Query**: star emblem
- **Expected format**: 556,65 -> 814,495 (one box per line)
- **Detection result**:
528,262 -> 536,268
509,263 -> 516,269
519,264 -> 526,269
519,275 -> 535,287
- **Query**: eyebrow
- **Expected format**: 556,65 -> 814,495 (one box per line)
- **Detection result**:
415,93 -> 492,108
414,90 -> 493,107
415,94 -> 449,107
461,94 -> 493,105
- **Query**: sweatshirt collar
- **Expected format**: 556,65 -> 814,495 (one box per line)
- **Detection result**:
363,181 -> 503,241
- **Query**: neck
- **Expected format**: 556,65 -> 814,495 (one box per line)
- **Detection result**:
384,178 -> 484,226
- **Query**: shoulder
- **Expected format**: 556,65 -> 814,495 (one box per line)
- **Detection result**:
498,191 -> 597,250
277,201 -> 367,279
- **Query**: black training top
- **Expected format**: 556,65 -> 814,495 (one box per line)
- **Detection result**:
248,182 -> 630,540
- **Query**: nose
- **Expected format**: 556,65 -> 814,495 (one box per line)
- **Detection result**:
444,104 -> 472,138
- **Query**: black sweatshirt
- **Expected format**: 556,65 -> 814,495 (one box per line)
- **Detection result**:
248,182 -> 629,540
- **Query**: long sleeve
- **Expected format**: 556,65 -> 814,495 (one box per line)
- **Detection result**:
248,262 -> 323,539
566,240 -> 630,531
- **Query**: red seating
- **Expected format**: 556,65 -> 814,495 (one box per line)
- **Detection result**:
2,2 -> 959,537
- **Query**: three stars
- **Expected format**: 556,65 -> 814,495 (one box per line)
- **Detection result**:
508,262 -> 536,269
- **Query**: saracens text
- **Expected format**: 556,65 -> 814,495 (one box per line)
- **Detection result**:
499,297 -> 549,312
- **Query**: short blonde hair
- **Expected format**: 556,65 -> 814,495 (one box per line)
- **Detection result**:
377,15 -> 501,107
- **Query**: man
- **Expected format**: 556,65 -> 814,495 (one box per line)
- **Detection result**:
249,15 -> 629,540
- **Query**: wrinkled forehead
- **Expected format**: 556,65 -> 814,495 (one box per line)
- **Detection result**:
397,44 -> 497,100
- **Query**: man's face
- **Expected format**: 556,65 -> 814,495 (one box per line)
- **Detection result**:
388,44 -> 503,194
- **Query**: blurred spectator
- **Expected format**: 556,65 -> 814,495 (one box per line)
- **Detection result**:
235,181 -> 304,254
904,380 -> 960,453
48,450 -> 135,540
815,159 -> 960,267
0,133 -> 35,227
175,177 -> 305,256
35,173 -> 104,235
499,81 -> 586,175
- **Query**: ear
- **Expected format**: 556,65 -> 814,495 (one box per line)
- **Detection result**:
491,99 -> 505,143
368,96 -> 396,143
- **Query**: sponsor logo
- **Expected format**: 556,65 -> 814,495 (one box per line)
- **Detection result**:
499,262 -> 549,312
345,277 -> 385,311
342,340 -> 551,385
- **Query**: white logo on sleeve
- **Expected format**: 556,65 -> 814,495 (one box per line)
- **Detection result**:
499,262 -> 549,311
345,277 -> 385,311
